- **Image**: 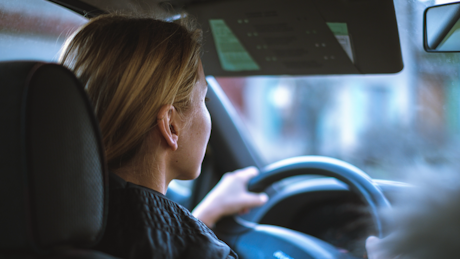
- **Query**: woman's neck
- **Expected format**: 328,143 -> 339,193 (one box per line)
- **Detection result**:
112,129 -> 178,194
114,157 -> 170,194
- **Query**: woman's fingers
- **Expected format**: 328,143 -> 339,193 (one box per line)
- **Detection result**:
366,236 -> 394,259
227,166 -> 268,209
228,166 -> 259,183
242,192 -> 269,208
366,236 -> 380,248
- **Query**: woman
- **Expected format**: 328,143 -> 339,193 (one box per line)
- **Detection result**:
61,14 -> 267,258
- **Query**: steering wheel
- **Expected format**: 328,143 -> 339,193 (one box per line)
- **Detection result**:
214,156 -> 391,259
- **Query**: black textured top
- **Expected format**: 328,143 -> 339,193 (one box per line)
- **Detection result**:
95,173 -> 238,259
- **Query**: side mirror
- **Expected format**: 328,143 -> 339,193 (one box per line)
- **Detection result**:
424,1 -> 460,52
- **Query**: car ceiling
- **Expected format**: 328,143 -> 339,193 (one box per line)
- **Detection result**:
51,0 -> 404,76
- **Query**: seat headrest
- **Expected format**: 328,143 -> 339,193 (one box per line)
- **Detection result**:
0,61 -> 107,253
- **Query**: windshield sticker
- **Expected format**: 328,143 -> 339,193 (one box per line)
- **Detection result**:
209,19 -> 260,71
327,22 -> 354,63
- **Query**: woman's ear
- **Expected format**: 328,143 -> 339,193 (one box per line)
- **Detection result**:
157,104 -> 180,151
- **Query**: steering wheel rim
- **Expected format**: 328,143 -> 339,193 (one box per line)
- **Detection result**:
249,156 -> 391,237
214,156 -> 392,258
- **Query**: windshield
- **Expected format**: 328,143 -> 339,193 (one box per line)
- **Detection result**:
216,0 -> 460,180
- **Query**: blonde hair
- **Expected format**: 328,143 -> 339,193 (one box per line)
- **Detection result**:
60,14 -> 202,170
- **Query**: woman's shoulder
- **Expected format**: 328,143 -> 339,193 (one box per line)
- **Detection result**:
97,173 -> 237,259
121,184 -> 209,233
108,173 -> 209,235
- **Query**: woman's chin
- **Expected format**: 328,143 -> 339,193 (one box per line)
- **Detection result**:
176,167 -> 201,181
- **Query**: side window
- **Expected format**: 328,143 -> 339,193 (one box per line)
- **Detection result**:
0,0 -> 87,62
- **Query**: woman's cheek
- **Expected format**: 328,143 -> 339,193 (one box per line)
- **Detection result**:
204,107 -> 212,139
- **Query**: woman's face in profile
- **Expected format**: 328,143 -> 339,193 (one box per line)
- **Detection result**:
174,60 -> 211,180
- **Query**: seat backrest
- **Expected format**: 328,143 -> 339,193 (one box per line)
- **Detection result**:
0,61 -> 108,256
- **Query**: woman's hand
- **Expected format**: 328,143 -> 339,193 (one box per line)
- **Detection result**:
192,166 -> 269,228
366,236 -> 392,259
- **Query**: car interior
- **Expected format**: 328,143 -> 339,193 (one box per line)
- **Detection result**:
1,0 -> 460,258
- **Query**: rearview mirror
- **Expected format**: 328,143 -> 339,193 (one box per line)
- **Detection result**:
424,1 -> 460,52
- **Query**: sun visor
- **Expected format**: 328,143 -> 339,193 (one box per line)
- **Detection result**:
186,0 -> 403,76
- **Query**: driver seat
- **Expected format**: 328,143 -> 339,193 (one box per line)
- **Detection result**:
0,61 -> 116,258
